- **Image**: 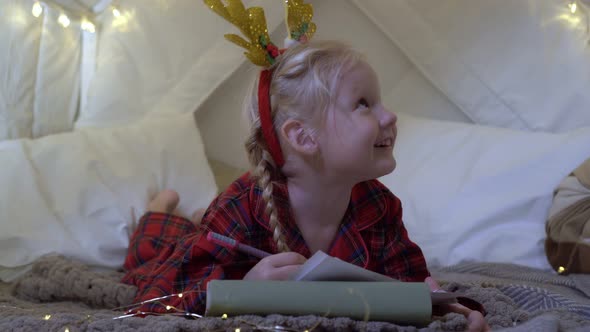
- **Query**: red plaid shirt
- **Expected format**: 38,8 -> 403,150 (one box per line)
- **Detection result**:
122,173 -> 429,314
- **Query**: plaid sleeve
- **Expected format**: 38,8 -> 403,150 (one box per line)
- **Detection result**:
379,195 -> 430,282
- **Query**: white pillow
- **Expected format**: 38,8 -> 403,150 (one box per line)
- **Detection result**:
0,112 -> 218,281
380,114 -> 590,270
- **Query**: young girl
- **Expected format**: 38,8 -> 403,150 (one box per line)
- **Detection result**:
122,40 -> 488,331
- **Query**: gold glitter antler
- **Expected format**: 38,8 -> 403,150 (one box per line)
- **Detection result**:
204,0 -> 278,67
285,0 -> 316,43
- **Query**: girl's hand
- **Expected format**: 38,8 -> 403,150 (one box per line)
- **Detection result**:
440,302 -> 490,332
425,277 -> 491,332
243,252 -> 307,280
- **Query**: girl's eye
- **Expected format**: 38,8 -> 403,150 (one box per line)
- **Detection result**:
357,98 -> 369,110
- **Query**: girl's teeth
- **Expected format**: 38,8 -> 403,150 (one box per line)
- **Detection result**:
375,139 -> 390,147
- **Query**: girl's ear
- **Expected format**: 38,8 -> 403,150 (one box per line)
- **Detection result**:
280,119 -> 319,156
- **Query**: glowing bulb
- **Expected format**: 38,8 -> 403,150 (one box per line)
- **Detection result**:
235,329 -> 240,332
558,266 -> 566,273
221,313 -> 228,319
32,2 -> 43,17
112,7 -> 121,17
178,293 -> 183,298
165,305 -> 172,310
58,14 -> 70,28
81,20 -> 95,33
43,314 -> 51,320
64,329 -> 70,332
570,2 -> 578,14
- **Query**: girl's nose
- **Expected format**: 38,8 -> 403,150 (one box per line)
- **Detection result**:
379,106 -> 397,128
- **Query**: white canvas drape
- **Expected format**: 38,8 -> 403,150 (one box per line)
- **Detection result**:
353,0 -> 590,132
0,0 -> 83,140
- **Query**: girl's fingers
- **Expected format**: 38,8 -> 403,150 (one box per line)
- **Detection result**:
265,252 -> 307,267
424,276 -> 441,291
269,264 -> 306,280
467,311 -> 490,332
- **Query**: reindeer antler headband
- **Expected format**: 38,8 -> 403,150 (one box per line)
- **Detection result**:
204,0 -> 316,168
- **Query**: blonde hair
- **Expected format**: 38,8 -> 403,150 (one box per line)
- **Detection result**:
244,40 -> 363,252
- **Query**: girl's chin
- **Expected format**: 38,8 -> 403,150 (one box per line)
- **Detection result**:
374,158 -> 396,178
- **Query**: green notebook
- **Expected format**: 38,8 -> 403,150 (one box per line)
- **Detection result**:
206,280 -> 432,325
205,251 -> 462,324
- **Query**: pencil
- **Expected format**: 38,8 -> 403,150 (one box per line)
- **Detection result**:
206,231 -> 272,259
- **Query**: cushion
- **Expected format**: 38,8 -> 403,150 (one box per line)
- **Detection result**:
575,158 -> 590,188
545,195 -> 590,274
545,159 -> 590,274
0,112 -> 218,281
379,114 -> 590,270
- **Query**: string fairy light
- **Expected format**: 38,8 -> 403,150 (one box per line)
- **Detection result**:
28,1 -> 98,34
0,305 -> 93,332
32,2 -> 43,17
58,13 -> 70,28
106,287 -> 327,331
108,4 -> 132,30
567,0 -> 590,40
570,1 -> 578,14
560,0 -> 590,39
111,290 -> 204,312
81,19 -> 96,33
2,304 -> 205,329
2,288 -> 327,331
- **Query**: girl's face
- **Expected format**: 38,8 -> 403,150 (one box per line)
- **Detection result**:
316,61 -> 397,183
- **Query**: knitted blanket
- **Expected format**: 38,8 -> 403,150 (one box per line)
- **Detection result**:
2,256 -> 590,332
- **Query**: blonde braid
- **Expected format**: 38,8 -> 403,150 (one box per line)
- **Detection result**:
245,132 -> 290,253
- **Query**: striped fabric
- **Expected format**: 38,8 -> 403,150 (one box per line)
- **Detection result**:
437,262 -> 590,320
499,285 -> 590,318
122,172 -> 429,314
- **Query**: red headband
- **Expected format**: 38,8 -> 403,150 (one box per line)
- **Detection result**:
258,69 -> 285,168
206,1 -> 316,168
